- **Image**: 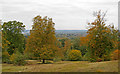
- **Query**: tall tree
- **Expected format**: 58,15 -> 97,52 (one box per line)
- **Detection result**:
87,11 -> 118,61
0,20 -> 2,49
72,36 -> 88,56
25,15 -> 57,63
63,39 -> 71,59
2,21 -> 25,55
0,20 -> 2,61
73,37 -> 81,50
79,36 -> 88,56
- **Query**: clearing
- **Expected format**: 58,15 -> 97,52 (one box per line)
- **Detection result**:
2,60 -> 118,72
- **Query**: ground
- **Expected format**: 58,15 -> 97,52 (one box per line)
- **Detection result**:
2,60 -> 118,72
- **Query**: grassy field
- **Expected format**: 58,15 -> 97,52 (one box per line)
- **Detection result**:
2,60 -> 118,72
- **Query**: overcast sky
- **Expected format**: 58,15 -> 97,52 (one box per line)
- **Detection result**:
0,0 -> 119,30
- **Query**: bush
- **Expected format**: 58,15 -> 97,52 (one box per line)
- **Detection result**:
68,50 -> 82,61
24,52 -> 34,60
53,57 -> 61,62
96,58 -> 103,62
81,51 -> 90,61
102,54 -> 111,61
2,51 -> 11,63
111,49 -> 120,60
89,55 -> 110,62
89,58 -> 97,62
10,52 -> 26,66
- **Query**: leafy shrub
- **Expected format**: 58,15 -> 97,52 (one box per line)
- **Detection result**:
96,58 -> 102,62
10,52 -> 26,66
68,50 -> 82,61
102,54 -> 111,61
53,57 -> 61,62
81,51 -> 90,61
89,55 -> 110,62
2,51 -> 11,63
89,58 -> 97,62
111,49 -> 120,60
24,52 -> 34,60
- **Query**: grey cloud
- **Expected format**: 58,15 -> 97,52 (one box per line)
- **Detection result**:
1,0 -> 118,30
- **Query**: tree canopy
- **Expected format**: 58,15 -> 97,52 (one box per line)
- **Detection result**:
25,15 -> 57,63
2,21 -> 25,55
87,11 -> 118,61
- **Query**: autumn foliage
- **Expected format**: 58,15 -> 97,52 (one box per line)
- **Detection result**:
25,15 -> 57,63
111,49 -> 120,60
68,50 -> 82,61
1,10 -> 119,66
87,11 -> 118,62
2,21 -> 25,64
2,21 -> 25,55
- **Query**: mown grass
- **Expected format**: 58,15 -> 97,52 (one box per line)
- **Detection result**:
2,60 -> 118,72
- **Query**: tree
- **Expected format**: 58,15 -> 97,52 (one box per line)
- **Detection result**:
54,39 -> 64,60
73,37 -> 81,50
79,36 -> 88,56
0,20 -> 1,39
25,15 -> 57,63
59,38 -> 66,47
111,49 -> 120,60
0,20 -> 2,63
2,21 -> 25,55
72,36 -> 88,56
87,11 -> 118,62
63,39 -> 71,59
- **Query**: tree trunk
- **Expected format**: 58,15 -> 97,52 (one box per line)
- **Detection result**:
43,59 -> 45,63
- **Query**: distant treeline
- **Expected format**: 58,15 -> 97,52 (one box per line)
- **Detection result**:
23,30 -> 87,38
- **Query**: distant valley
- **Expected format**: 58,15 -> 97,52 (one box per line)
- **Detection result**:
23,30 -> 88,38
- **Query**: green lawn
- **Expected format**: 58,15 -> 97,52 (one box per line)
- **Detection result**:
2,60 -> 118,72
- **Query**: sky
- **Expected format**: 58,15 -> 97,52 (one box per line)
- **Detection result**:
0,0 -> 119,30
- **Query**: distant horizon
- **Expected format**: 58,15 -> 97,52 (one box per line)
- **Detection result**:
25,29 -> 88,30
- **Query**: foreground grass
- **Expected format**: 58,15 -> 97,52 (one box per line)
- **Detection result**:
2,60 -> 118,72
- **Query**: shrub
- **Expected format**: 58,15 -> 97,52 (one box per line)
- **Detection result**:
53,57 -> 61,62
89,57 -> 97,62
10,52 -> 26,66
2,51 -> 11,63
102,54 -> 111,61
89,55 -> 110,62
68,50 -> 82,61
81,51 -> 90,61
96,58 -> 102,62
111,49 -> 120,60
24,52 -> 34,60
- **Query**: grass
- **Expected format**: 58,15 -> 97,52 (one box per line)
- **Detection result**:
2,64 -> 25,72
2,60 -> 118,72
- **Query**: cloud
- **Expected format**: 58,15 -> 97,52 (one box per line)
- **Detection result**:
0,0 -> 118,30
